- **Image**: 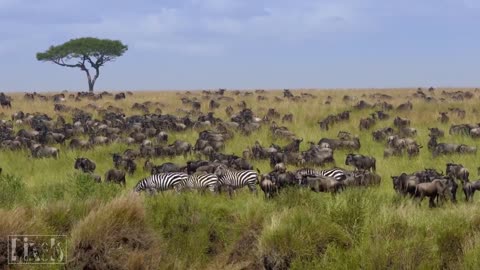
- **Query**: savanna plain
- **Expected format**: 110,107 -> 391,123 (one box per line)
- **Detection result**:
1,88 -> 480,270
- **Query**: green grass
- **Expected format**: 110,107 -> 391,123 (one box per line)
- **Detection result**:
2,88 -> 480,269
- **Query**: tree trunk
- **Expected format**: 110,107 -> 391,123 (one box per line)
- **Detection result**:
88,80 -> 94,92
83,67 -> 95,92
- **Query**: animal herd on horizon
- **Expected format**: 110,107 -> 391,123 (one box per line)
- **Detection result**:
1,88 -> 480,207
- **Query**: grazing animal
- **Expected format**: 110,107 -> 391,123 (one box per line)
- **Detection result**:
214,165 -> 258,197
179,173 -> 220,193
393,117 -> 410,128
31,145 -> 59,159
415,179 -> 449,207
345,154 -> 376,172
134,173 -> 188,193
294,168 -> 347,182
104,169 -> 126,186
259,175 -> 278,199
114,92 -> 126,100
428,128 -> 444,138
0,99 -> 11,109
74,157 -> 96,173
345,170 -> 381,186
305,176 -> 345,193
438,112 -> 449,123
151,162 -> 181,174
446,163 -> 469,182
461,179 -> 480,202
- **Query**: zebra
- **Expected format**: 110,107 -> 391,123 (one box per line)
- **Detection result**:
294,168 -> 347,185
179,173 -> 220,194
134,173 -> 188,194
214,165 -> 258,196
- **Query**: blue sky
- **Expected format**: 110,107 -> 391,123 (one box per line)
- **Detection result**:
0,0 -> 479,91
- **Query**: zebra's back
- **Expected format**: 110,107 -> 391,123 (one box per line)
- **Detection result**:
295,168 -> 346,181
217,169 -> 258,191
134,172 -> 188,193
184,173 -> 220,192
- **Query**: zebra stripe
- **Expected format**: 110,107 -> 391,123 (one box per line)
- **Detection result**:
294,168 -> 347,181
215,166 -> 258,193
134,172 -> 188,193
181,173 -> 220,193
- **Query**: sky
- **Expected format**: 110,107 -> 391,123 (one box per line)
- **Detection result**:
0,0 -> 480,91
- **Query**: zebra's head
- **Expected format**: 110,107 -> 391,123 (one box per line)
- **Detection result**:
133,179 -> 145,193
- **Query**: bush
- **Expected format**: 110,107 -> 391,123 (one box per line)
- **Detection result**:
68,194 -> 162,269
0,207 -> 49,267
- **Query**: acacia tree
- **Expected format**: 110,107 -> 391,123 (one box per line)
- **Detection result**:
36,37 -> 128,92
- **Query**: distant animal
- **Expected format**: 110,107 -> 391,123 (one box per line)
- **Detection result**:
114,92 -> 126,100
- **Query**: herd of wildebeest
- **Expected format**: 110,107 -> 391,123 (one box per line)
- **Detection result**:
1,88 -> 480,207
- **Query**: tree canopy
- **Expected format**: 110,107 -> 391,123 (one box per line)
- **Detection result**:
36,37 -> 128,92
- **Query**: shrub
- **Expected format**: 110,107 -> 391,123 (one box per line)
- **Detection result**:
68,194 -> 162,269
0,207 -> 49,267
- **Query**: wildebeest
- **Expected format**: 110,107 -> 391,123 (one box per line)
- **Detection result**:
428,127 -> 444,138
415,179 -> 449,207
344,170 -> 381,187
74,157 -> 96,173
396,101 -> 413,111
392,173 -> 421,196
112,153 -> 137,175
359,117 -> 375,130
393,117 -> 410,128
31,145 -> 59,159
446,163 -> 469,181
104,169 -> 126,186
372,127 -> 394,141
151,162 -> 182,174
345,154 -> 376,172
1,100 -> 12,108
303,176 -> 345,194
259,174 -> 278,199
438,112 -> 449,123
114,92 -> 126,100
282,113 -> 293,123
461,179 -> 480,201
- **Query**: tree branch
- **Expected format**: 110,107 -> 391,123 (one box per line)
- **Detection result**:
52,58 -> 81,68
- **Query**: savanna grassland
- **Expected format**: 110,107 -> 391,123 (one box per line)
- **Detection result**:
2,88 -> 480,270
